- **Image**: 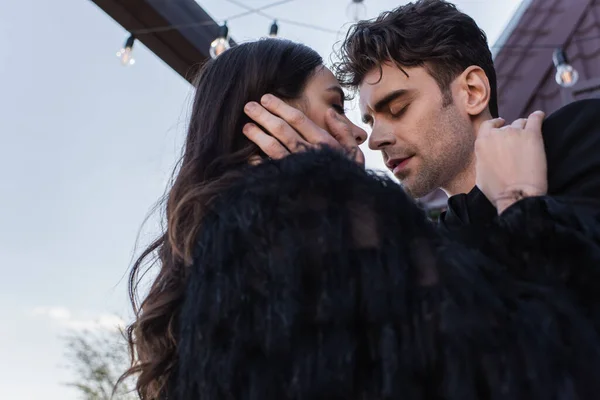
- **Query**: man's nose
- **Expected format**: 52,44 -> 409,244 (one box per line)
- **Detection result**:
368,124 -> 395,150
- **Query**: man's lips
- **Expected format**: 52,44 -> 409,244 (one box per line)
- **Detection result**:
386,156 -> 414,175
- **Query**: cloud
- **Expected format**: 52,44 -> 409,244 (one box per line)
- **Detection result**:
32,306 -> 71,320
31,307 -> 125,332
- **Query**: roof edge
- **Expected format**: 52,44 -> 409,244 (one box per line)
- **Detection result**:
491,0 -> 533,59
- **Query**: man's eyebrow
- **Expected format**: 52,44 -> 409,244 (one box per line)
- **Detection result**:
373,89 -> 411,112
362,89 -> 412,124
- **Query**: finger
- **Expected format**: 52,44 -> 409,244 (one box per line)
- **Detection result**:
260,94 -> 338,147
325,109 -> 359,149
525,110 -> 546,136
242,123 -> 291,159
324,110 -> 366,165
244,101 -> 308,151
510,118 -> 527,129
248,155 -> 263,166
480,117 -> 506,131
350,146 -> 366,166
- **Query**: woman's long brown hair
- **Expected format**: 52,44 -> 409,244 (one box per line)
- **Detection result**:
117,39 -> 323,399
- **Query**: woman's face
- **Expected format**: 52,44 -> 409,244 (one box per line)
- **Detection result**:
297,66 -> 367,145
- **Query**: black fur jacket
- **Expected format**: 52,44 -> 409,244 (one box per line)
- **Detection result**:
172,149 -> 600,400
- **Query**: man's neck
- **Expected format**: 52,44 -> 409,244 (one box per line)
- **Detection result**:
440,114 -> 491,197
440,162 -> 476,198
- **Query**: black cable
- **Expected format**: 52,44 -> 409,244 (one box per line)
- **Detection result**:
224,0 -> 338,34
127,0 -> 600,50
131,0 -> 294,35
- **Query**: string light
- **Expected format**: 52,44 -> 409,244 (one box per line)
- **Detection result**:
116,34 -> 136,66
210,23 -> 230,59
269,20 -> 279,37
115,0 -> 600,67
347,0 -> 367,22
553,48 -> 579,88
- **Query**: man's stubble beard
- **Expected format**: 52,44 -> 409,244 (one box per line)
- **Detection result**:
401,103 -> 475,199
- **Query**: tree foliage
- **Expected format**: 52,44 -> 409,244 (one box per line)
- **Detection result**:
63,329 -> 137,400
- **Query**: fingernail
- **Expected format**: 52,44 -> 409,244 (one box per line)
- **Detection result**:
260,94 -> 273,105
244,102 -> 257,113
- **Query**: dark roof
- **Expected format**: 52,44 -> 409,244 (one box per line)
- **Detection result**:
493,0 -> 600,121
90,0 -> 234,83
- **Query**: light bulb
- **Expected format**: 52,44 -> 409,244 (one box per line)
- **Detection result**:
269,20 -> 279,38
117,47 -> 135,66
116,34 -> 136,66
347,0 -> 367,22
555,64 -> 579,88
210,38 -> 230,58
552,48 -> 579,88
210,24 -> 230,59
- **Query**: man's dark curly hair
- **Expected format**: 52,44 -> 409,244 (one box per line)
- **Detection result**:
172,148 -> 600,399
335,0 -> 499,117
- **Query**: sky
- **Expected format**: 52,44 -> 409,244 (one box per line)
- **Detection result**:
0,0 -> 523,398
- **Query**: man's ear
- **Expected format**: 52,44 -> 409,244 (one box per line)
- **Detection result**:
454,66 -> 491,117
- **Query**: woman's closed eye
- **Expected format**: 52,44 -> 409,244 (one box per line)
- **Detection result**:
331,104 -> 347,115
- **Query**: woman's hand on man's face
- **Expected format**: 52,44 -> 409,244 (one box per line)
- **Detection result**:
243,94 -> 365,166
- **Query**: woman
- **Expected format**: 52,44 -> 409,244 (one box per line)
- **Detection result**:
124,36 -> 598,398
173,147 -> 600,400
121,38 -> 367,399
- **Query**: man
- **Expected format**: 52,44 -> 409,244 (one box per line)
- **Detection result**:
242,0 -> 600,230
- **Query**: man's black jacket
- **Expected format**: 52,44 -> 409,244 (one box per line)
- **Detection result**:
440,99 -> 600,231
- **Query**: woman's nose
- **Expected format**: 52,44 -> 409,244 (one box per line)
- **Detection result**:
353,126 -> 367,145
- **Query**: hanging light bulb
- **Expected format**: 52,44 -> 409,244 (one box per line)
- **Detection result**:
116,34 -> 136,66
210,23 -> 230,59
269,20 -> 279,37
346,0 -> 367,22
553,48 -> 579,88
